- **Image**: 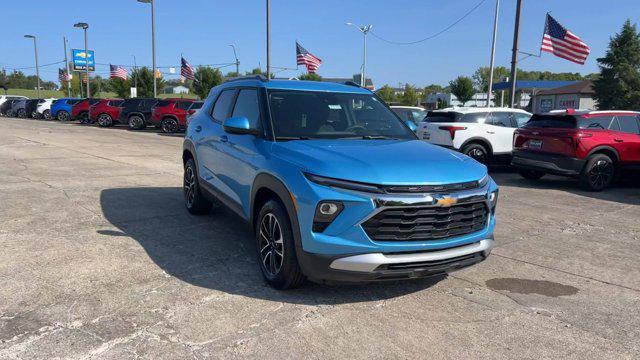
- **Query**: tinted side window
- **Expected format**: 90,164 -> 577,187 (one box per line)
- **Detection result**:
176,101 -> 192,110
578,116 -> 614,130
232,89 -> 261,129
190,102 -> 203,110
488,112 -> 512,127
211,90 -> 236,122
514,113 -> 531,127
461,112 -> 489,123
617,116 -> 640,134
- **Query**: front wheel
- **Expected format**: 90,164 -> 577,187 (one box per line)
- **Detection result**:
183,158 -> 212,214
43,110 -> 51,120
161,118 -> 179,133
97,113 -> 113,127
31,111 -> 39,119
17,109 -> 26,118
79,112 -> 90,124
128,115 -> 146,130
518,169 -> 545,180
461,143 -> 490,164
579,154 -> 615,191
256,200 -> 305,289
57,110 -> 69,122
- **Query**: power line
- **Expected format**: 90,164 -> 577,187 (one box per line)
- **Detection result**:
369,0 -> 488,45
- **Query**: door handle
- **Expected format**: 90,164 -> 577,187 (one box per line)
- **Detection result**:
486,131 -> 495,134
220,135 -> 229,143
194,125 -> 202,132
614,138 -> 624,142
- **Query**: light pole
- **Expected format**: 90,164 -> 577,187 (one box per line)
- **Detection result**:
486,0 -> 500,107
266,0 -> 270,80
24,35 -> 40,98
73,22 -> 90,98
345,23 -> 372,87
229,44 -> 240,75
138,0 -> 157,97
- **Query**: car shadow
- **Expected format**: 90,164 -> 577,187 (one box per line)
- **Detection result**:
99,187 -> 444,304
156,132 -> 185,138
489,165 -> 640,206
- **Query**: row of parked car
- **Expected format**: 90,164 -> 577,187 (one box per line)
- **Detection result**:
0,95 -> 203,133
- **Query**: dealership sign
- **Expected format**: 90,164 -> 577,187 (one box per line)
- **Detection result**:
72,49 -> 95,71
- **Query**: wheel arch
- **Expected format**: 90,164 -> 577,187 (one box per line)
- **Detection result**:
587,146 -> 619,163
460,137 -> 493,155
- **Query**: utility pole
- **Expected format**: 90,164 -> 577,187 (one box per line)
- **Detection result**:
509,0 -> 523,108
486,0 -> 500,107
137,0 -> 157,96
74,22 -> 90,98
266,0 -> 271,79
132,55 -> 138,89
64,37 -> 71,97
346,23 -> 372,87
229,44 -> 240,75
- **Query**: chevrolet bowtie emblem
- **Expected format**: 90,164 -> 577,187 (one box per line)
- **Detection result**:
437,197 -> 457,207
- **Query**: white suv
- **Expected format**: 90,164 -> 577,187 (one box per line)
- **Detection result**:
34,98 -> 57,119
416,107 -> 531,163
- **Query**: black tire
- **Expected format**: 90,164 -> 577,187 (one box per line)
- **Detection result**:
518,169 -> 545,180
256,200 -> 305,290
57,110 -> 69,122
79,112 -> 90,124
461,143 -> 490,164
183,158 -> 212,214
97,113 -> 113,127
43,110 -> 51,120
31,111 -> 39,119
128,115 -> 146,130
161,118 -> 179,133
579,154 -> 615,191
17,109 -> 26,118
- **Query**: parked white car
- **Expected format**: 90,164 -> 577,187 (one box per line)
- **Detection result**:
416,107 -> 532,164
390,106 -> 427,126
34,98 -> 57,119
0,95 -> 28,109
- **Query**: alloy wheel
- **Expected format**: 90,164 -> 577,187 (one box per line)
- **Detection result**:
58,111 -> 69,121
258,213 -> 285,276
183,165 -> 196,208
162,119 -> 178,133
588,159 -> 613,189
467,148 -> 487,163
43,110 -> 51,120
98,114 -> 112,127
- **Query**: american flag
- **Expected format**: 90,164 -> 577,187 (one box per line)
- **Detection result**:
541,14 -> 590,65
296,42 -> 322,73
181,57 -> 195,80
58,68 -> 71,82
109,64 -> 128,80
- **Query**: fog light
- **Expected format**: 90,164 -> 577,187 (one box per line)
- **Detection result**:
313,201 -> 344,233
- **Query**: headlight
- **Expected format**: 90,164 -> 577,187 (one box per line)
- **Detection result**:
489,190 -> 499,213
312,201 -> 344,232
478,174 -> 489,188
304,173 -> 384,194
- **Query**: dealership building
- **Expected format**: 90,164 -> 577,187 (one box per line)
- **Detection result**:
531,80 -> 596,113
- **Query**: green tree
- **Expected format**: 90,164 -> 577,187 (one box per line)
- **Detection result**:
593,19 -> 640,110
298,73 -> 322,81
225,71 -> 241,78
400,84 -> 421,106
449,76 -> 476,105
472,66 -> 511,92
422,84 -> 444,96
131,67 -> 164,98
192,66 -> 224,99
109,78 -> 131,98
376,85 -> 396,103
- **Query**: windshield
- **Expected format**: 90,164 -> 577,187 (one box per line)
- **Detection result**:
523,114 -> 577,129
424,111 -> 463,123
268,90 -> 415,140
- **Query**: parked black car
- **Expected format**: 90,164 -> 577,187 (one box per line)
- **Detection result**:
10,99 -> 28,118
117,98 -> 159,130
0,99 -> 20,116
25,99 -> 42,118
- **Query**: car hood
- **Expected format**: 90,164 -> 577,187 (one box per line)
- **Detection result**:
272,139 -> 487,185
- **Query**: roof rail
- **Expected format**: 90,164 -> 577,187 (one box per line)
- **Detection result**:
343,81 -> 361,88
225,75 -> 268,83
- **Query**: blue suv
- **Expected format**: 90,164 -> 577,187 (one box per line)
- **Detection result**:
51,98 -> 82,121
183,76 -> 498,289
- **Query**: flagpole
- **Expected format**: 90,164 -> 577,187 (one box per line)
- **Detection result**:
266,0 -> 271,80
486,0 -> 499,107
63,37 -> 71,98
509,0 -> 523,108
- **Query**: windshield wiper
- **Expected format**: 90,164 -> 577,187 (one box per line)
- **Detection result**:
275,136 -> 311,141
359,135 -> 399,140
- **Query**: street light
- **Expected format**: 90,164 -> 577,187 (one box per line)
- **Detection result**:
24,35 -> 40,98
229,44 -> 240,75
138,0 -> 157,97
345,22 -> 372,87
73,22 -> 90,98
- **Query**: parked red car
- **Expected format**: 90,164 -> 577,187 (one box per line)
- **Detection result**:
512,110 -> 640,191
71,98 -> 101,123
90,99 -> 125,127
150,98 -> 203,133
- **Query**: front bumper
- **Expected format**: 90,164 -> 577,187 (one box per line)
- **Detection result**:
511,150 -> 585,176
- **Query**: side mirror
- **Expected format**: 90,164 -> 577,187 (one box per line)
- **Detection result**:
188,109 -> 197,115
223,116 -> 259,135
405,120 -> 417,132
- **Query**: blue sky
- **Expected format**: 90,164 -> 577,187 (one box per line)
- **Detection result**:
2,0 -> 639,87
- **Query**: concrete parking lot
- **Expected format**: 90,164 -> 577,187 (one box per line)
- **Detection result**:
0,117 -> 639,359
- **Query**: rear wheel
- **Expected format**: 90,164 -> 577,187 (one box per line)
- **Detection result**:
256,200 -> 305,290
518,169 -> 545,180
161,118 -> 179,133
580,154 -> 615,191
461,143 -> 490,164
43,110 -> 51,120
57,110 -> 69,121
31,111 -> 39,119
17,109 -> 26,118
183,158 -> 212,214
128,115 -> 146,130
79,112 -> 90,124
97,113 -> 113,127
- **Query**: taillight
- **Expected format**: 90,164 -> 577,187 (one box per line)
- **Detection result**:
574,132 -> 592,150
439,126 -> 467,140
